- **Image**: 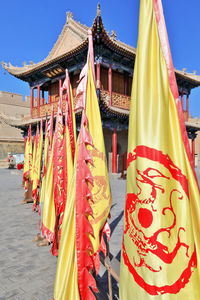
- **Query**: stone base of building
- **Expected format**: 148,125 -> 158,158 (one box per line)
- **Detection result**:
0,141 -> 24,160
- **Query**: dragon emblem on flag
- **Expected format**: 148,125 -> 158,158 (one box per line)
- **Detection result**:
123,145 -> 197,295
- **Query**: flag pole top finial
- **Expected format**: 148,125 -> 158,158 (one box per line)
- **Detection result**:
97,3 -> 101,16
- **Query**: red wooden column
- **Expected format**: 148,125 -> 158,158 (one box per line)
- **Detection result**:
37,86 -> 40,117
108,65 -> 112,105
112,129 -> 117,173
30,88 -> 33,118
42,90 -> 45,105
96,62 -> 101,89
186,94 -> 189,121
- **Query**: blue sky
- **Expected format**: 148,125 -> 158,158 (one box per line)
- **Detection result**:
0,0 -> 200,117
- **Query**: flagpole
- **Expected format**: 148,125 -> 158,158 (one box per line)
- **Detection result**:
153,0 -> 197,182
88,29 -> 96,82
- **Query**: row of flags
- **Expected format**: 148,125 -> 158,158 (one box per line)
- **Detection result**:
22,0 -> 200,299
23,29 -> 111,299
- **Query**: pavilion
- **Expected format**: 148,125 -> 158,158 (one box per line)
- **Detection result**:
3,5 -> 200,171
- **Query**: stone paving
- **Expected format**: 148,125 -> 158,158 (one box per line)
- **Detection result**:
0,169 -> 126,300
0,169 -> 56,300
0,167 -> 199,300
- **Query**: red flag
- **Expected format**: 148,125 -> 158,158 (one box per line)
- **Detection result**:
52,101 -> 67,256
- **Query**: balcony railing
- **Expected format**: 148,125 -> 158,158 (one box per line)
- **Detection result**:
31,89 -> 131,118
101,90 -> 131,110
31,90 -> 189,121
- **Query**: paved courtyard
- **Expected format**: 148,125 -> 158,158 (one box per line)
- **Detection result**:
0,169 -> 126,300
0,169 -> 56,300
0,166 -> 199,300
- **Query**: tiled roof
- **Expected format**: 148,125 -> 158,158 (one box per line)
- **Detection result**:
2,13 -> 88,77
2,11 -> 200,85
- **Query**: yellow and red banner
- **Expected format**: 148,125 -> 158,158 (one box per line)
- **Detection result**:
51,101 -> 67,256
75,62 -> 111,300
32,121 -> 43,212
41,119 -> 49,181
41,110 -> 56,243
41,145 -> 55,242
23,125 -> 33,189
62,69 -> 76,161
54,31 -> 111,300
40,118 -> 51,205
119,0 -> 200,299
54,70 -> 78,300
75,31 -> 111,300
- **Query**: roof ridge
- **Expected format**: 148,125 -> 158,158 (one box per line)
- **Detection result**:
70,16 -> 89,31
45,16 -> 88,61
2,12 -> 200,88
175,69 -> 200,81
113,38 -> 136,52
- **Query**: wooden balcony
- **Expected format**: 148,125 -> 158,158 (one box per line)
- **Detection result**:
31,89 -> 131,118
32,101 -> 67,118
101,90 -> 131,110
31,91 -> 190,121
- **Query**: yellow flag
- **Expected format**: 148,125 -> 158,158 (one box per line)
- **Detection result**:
119,1 -> 200,299
54,43 -> 111,298
54,71 -> 78,300
32,122 -> 43,209
31,128 -> 37,181
41,143 -> 56,242
23,125 -> 32,188
65,119 -> 75,200
53,170 -> 80,300
41,112 -> 56,242
40,109 -> 54,205
85,64 -> 112,254
74,62 -> 111,299
40,120 -> 49,204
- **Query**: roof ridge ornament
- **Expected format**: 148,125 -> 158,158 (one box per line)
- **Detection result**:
110,30 -> 117,40
1,61 -> 7,68
97,3 -> 101,16
66,11 -> 73,23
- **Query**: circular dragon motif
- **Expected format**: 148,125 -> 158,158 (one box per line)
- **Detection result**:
123,145 -> 197,295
